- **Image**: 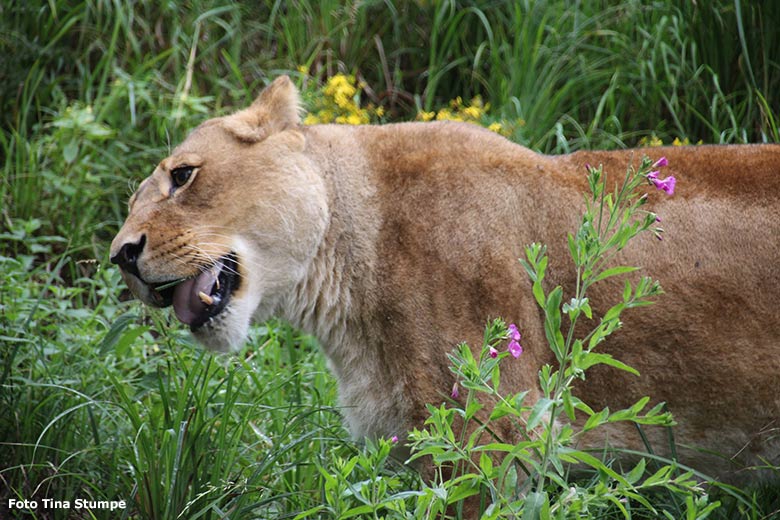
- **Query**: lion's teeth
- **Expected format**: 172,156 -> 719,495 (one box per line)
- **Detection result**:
215,278 -> 220,290
198,291 -> 214,306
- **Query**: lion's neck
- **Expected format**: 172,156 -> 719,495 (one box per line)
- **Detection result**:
278,136 -> 409,437
282,229 -> 353,349
281,212 -> 407,438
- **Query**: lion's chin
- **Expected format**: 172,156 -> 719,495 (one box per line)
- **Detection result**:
191,315 -> 250,353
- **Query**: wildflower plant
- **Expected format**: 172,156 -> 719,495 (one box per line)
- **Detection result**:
417,95 -> 521,137
402,156 -> 720,518
303,73 -> 384,125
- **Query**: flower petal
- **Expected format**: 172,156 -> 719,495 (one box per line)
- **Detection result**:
652,176 -> 676,195
508,323 -> 522,341
508,340 -> 523,358
652,156 -> 669,168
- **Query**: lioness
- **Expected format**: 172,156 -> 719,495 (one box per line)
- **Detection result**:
111,76 -> 780,484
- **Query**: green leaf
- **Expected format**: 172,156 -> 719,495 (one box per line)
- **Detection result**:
593,265 -> 640,283
527,397 -> 555,431
293,506 -> 326,520
625,458 -> 646,485
545,286 -> 562,323
520,258 -> 537,282
582,407 -> 609,432
643,465 -> 674,486
479,452 -> 494,477
581,300 -> 593,319
63,139 -> 79,164
464,399 -> 483,420
567,232 -> 579,264
579,352 -> 640,376
562,388 -> 576,421
98,313 -> 139,354
447,481 -> 480,504
522,491 -> 549,520
341,505 -> 375,518
491,357 -> 501,390
560,449 -> 629,485
532,279 -> 546,308
602,302 -> 625,323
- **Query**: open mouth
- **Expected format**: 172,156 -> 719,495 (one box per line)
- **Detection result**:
154,253 -> 240,329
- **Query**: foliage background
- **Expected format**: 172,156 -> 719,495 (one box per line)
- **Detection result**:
1,1 -> 779,518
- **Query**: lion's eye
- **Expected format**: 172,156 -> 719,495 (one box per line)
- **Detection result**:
171,166 -> 194,189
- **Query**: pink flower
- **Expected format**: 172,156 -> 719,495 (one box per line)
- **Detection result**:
391,435 -> 399,443
508,340 -> 523,358
647,170 -> 659,180
489,346 -> 498,358
651,175 -> 676,195
451,382 -> 459,399
652,156 -> 668,168
508,323 -> 522,342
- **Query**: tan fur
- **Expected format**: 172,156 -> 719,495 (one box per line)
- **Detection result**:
111,76 -> 780,483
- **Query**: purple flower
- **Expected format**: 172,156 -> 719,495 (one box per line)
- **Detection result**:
391,435 -> 399,443
451,382 -> 459,399
651,175 -> 676,195
647,170 -> 659,180
489,346 -> 498,358
508,340 -> 523,358
652,156 -> 668,169
508,323 -> 522,342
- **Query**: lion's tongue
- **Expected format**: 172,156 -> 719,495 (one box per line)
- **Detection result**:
172,263 -> 222,325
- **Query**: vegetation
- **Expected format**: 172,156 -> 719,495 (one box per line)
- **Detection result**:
1,1 -> 778,518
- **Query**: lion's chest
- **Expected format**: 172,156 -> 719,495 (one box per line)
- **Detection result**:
323,345 -> 412,440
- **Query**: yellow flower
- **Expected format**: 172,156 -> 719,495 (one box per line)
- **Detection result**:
305,74 -> 384,125
418,111 -> 435,122
303,114 -> 320,125
463,106 -> 483,120
297,64 -> 309,75
672,137 -> 691,146
436,108 -> 463,121
324,74 -> 358,110
488,122 -> 503,133
347,113 -> 367,125
318,109 -> 335,123
639,135 -> 664,147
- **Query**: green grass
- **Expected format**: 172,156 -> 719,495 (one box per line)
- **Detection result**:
1,249 -> 363,519
2,0 -> 779,518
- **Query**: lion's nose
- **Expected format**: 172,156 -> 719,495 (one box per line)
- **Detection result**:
110,234 -> 146,279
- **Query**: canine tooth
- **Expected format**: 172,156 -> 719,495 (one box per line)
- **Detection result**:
215,278 -> 220,290
198,291 -> 214,306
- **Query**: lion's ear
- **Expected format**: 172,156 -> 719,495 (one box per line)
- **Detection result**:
250,75 -> 302,130
222,76 -> 302,143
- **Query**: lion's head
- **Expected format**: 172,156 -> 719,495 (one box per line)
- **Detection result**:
110,77 -> 327,351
